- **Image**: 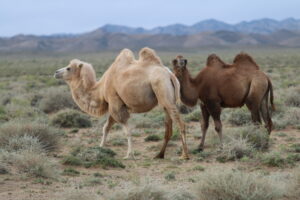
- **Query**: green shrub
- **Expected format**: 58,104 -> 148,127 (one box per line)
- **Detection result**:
110,138 -> 126,146
228,108 -> 251,126
261,152 -> 286,167
109,184 -> 168,200
285,87 -> 300,107
240,125 -> 269,150
51,109 -> 92,128
0,149 -> 58,178
62,168 -> 80,176
0,120 -> 62,152
165,171 -> 176,181
289,143 -> 300,153
62,156 -> 82,166
283,108 -> 300,127
39,86 -> 77,113
216,136 -> 254,162
196,169 -> 283,200
63,146 -> 124,169
145,134 -> 161,142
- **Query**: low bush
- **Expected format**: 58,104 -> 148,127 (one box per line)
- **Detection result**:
109,184 -> 168,200
51,109 -> 92,128
0,149 -> 58,178
227,108 -> 251,126
196,169 -> 283,200
216,136 -> 254,162
144,134 -> 161,142
63,146 -> 124,169
240,125 -> 269,150
0,120 -> 62,152
62,168 -> 80,176
260,151 -> 299,167
39,86 -> 77,113
285,87 -> 300,107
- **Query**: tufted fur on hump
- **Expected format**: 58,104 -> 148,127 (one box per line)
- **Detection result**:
206,54 -> 225,68
138,47 -> 163,66
72,59 -> 97,89
233,52 -> 259,69
112,48 -> 135,68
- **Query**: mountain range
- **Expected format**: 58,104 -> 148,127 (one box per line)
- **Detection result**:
1,18 -> 300,53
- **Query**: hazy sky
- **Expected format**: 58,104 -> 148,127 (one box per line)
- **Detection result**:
1,0 -> 300,36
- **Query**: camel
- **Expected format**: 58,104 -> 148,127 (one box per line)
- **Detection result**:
172,53 -> 274,151
54,47 -> 189,159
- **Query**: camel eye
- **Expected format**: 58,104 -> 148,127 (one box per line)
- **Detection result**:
67,67 -> 70,71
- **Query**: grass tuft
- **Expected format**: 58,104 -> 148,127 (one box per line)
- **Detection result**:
51,109 -> 92,128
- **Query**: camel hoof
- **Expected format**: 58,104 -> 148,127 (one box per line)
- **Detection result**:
180,155 -> 190,160
123,154 -> 135,160
196,147 -> 204,152
154,153 -> 164,159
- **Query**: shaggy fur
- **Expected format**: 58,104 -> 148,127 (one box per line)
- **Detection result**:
54,47 -> 189,159
172,54 -> 274,151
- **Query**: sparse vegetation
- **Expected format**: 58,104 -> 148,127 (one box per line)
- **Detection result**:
109,184 -> 168,200
39,86 -> 77,113
227,108 -> 251,126
63,146 -> 125,169
144,134 -> 162,142
51,109 -> 92,128
0,120 -> 62,152
196,169 -> 283,200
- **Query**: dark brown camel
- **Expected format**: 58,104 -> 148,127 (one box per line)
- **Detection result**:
172,53 -> 274,151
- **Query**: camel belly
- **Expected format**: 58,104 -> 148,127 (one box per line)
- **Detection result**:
118,82 -> 158,113
219,84 -> 248,108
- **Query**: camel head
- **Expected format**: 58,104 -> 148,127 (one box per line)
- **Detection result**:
172,55 -> 187,78
54,59 -> 96,89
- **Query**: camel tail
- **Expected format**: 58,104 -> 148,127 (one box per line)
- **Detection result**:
170,73 -> 181,105
268,78 -> 275,111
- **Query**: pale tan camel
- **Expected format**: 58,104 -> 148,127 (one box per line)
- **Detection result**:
54,47 -> 189,159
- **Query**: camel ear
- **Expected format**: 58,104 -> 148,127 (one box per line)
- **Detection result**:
172,59 -> 178,66
78,63 -> 83,68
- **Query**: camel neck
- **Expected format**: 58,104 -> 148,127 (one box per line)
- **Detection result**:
69,80 -> 108,117
178,69 -> 199,107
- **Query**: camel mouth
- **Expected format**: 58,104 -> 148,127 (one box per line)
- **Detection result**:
54,71 -> 63,79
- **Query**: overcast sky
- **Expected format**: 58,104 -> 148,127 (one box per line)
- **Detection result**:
1,0 -> 300,36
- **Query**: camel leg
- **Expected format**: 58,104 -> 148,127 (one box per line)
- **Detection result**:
206,102 -> 223,148
246,102 -> 262,124
121,123 -> 134,159
260,93 -> 273,134
100,116 -> 115,147
155,109 -> 172,159
151,79 -> 189,159
198,103 -> 210,151
108,94 -> 131,159
167,105 -> 189,159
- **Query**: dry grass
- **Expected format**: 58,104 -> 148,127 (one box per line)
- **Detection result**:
195,169 -> 284,200
109,184 -> 168,200
39,86 -> 77,113
0,149 -> 59,178
51,109 -> 92,128
0,120 -> 62,152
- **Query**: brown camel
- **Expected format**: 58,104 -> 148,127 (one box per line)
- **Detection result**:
172,53 -> 274,151
54,47 -> 189,159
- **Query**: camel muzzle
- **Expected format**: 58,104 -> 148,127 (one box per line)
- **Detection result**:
54,70 -> 63,79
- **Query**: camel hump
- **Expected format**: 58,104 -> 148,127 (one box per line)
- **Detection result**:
138,47 -> 163,66
114,48 -> 135,66
233,52 -> 259,70
206,54 -> 225,68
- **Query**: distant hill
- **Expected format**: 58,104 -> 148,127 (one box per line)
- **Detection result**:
100,18 -> 300,35
1,18 -> 300,53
